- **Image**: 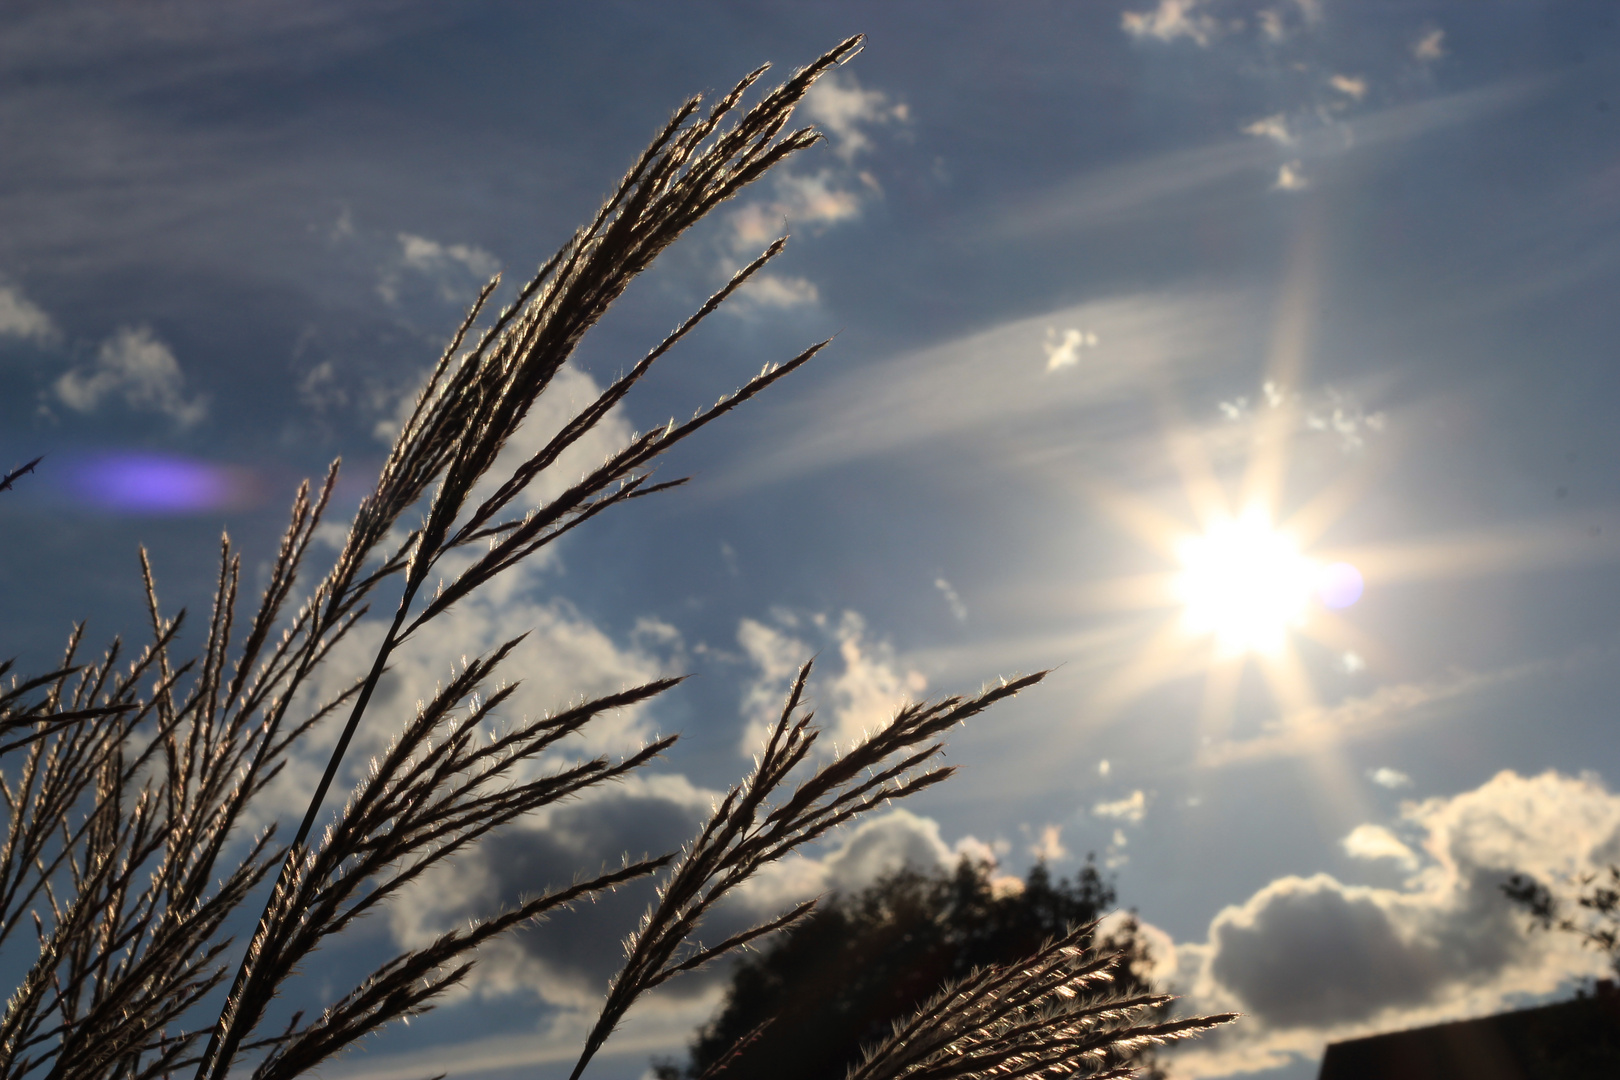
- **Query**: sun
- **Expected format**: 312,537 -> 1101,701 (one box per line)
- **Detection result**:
1175,511 -> 1318,657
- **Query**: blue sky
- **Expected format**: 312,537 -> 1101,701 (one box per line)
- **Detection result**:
3,3 -> 1620,1078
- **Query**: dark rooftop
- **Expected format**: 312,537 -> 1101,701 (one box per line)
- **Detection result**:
1317,984 -> 1620,1080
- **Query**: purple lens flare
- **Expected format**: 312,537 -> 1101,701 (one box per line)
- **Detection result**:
1318,561 -> 1364,609
69,453 -> 263,513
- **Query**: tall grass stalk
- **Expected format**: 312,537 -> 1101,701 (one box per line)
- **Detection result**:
0,37 -> 1231,1080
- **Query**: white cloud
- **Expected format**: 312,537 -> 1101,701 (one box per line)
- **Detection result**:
54,326 -> 207,427
386,774 -> 721,1009
371,361 -> 619,519
737,172 -> 865,242
934,577 -> 968,622
728,807 -> 956,914
719,74 -> 906,313
1413,25 -> 1447,62
378,231 -> 500,304
1098,759 -> 1112,778
1368,766 -> 1411,789
277,364 -> 700,1023
1029,823 -> 1068,863
1341,651 -> 1366,674
721,170 -> 868,308
735,609 -> 926,755
735,272 -> 819,310
800,70 -> 908,162
272,361 -> 668,825
1199,663 -> 1528,769
1241,114 -> 1294,145
1042,326 -> 1098,371
987,79 -> 1541,245
1121,0 -> 1219,47
713,290 -> 1253,494
1256,7 -> 1291,42
297,359 -> 347,411
399,231 -> 498,279
1167,770 -> 1620,1077
1342,824 -> 1418,870
1274,160 -> 1309,191
1215,379 -> 1387,452
1329,74 -> 1368,101
0,285 -> 54,341
1093,789 -> 1148,824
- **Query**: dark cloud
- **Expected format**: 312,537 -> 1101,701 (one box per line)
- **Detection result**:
1177,770 -> 1620,1077
1211,874 -> 1441,1028
496,792 -> 716,997
387,781 -> 769,1004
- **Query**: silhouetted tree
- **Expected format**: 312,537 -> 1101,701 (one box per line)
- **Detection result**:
1505,865 -> 1620,982
657,858 -> 1169,1080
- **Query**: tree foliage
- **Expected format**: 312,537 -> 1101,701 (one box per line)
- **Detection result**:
660,858 -> 1175,1080
1505,865 -> 1620,982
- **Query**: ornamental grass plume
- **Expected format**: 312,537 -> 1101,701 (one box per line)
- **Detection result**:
0,36 -> 1232,1080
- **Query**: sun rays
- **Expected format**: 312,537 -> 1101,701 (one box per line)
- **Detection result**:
1072,213 -> 1379,740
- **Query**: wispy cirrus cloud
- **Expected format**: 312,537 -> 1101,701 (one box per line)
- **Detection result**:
711,290 -> 1254,494
985,78 -> 1541,243
1197,662 -> 1533,769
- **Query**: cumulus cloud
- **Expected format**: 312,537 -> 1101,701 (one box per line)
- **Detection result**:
1368,766 -> 1412,789
54,326 -> 207,427
388,794 -> 964,1016
720,73 -> 907,313
271,361 -> 672,826
378,231 -> 500,304
0,285 -> 54,341
1329,74 -> 1368,101
1121,0 -> 1220,47
1241,114 -> 1294,146
256,587 -> 680,833
722,171 -> 865,312
1167,770 -> 1620,1077
734,272 -> 820,310
1093,789 -> 1148,824
387,774 -> 720,1007
732,807 -> 1009,919
800,70 -> 909,162
735,609 -> 926,755
1413,25 -> 1447,62
1274,160 -> 1309,191
1042,326 -> 1098,372
1341,824 -> 1418,870
1029,823 -> 1068,863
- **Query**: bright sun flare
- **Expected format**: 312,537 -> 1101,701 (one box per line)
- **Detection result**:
1175,512 -> 1319,656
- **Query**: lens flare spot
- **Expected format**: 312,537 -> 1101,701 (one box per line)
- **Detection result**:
70,453 -> 261,513
1176,511 -> 1317,655
1318,561 -> 1364,609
